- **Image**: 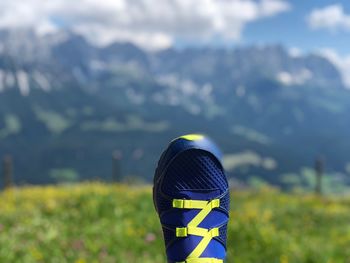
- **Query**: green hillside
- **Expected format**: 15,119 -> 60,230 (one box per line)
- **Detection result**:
0,183 -> 349,262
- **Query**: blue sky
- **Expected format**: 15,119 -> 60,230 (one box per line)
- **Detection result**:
171,1 -> 350,57
168,0 -> 350,87
243,0 -> 350,55
0,0 -> 349,85
0,0 -> 348,52
0,0 -> 349,58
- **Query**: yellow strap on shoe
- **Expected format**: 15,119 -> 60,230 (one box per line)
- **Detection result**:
176,226 -> 219,238
173,198 -> 222,262
187,199 -> 220,228
173,199 -> 209,209
179,258 -> 223,263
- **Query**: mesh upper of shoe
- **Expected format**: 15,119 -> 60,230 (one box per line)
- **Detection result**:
161,150 -> 227,195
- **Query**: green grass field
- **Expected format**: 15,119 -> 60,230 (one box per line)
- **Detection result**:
0,183 -> 350,263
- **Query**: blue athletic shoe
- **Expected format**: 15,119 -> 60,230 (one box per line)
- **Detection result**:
153,134 -> 230,263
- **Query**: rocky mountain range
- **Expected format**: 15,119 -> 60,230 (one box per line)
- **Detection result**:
1,29 -> 350,188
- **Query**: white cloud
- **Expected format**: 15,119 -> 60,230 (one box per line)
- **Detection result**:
288,47 -> 303,58
277,69 -> 312,86
259,0 -> 291,16
318,48 -> 350,88
308,4 -> 350,32
0,0 -> 290,49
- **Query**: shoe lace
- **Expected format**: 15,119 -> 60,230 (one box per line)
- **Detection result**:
172,199 -> 224,263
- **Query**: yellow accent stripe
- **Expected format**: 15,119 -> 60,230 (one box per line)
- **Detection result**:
179,258 -> 223,263
179,134 -> 205,141
187,199 -> 220,227
173,199 -> 221,262
173,199 -> 212,209
188,229 -> 215,258
176,226 -> 219,238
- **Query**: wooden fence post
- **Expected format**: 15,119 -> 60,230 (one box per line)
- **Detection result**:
3,155 -> 13,189
315,157 -> 324,195
112,151 -> 122,182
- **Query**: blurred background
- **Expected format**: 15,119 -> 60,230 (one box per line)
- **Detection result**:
2,1 -> 350,262
1,0 -> 350,192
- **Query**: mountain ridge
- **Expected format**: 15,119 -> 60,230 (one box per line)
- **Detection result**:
0,29 -> 349,188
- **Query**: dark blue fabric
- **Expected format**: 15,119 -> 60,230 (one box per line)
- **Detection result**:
153,135 -> 230,262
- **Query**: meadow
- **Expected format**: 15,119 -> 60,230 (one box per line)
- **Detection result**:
0,183 -> 350,263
